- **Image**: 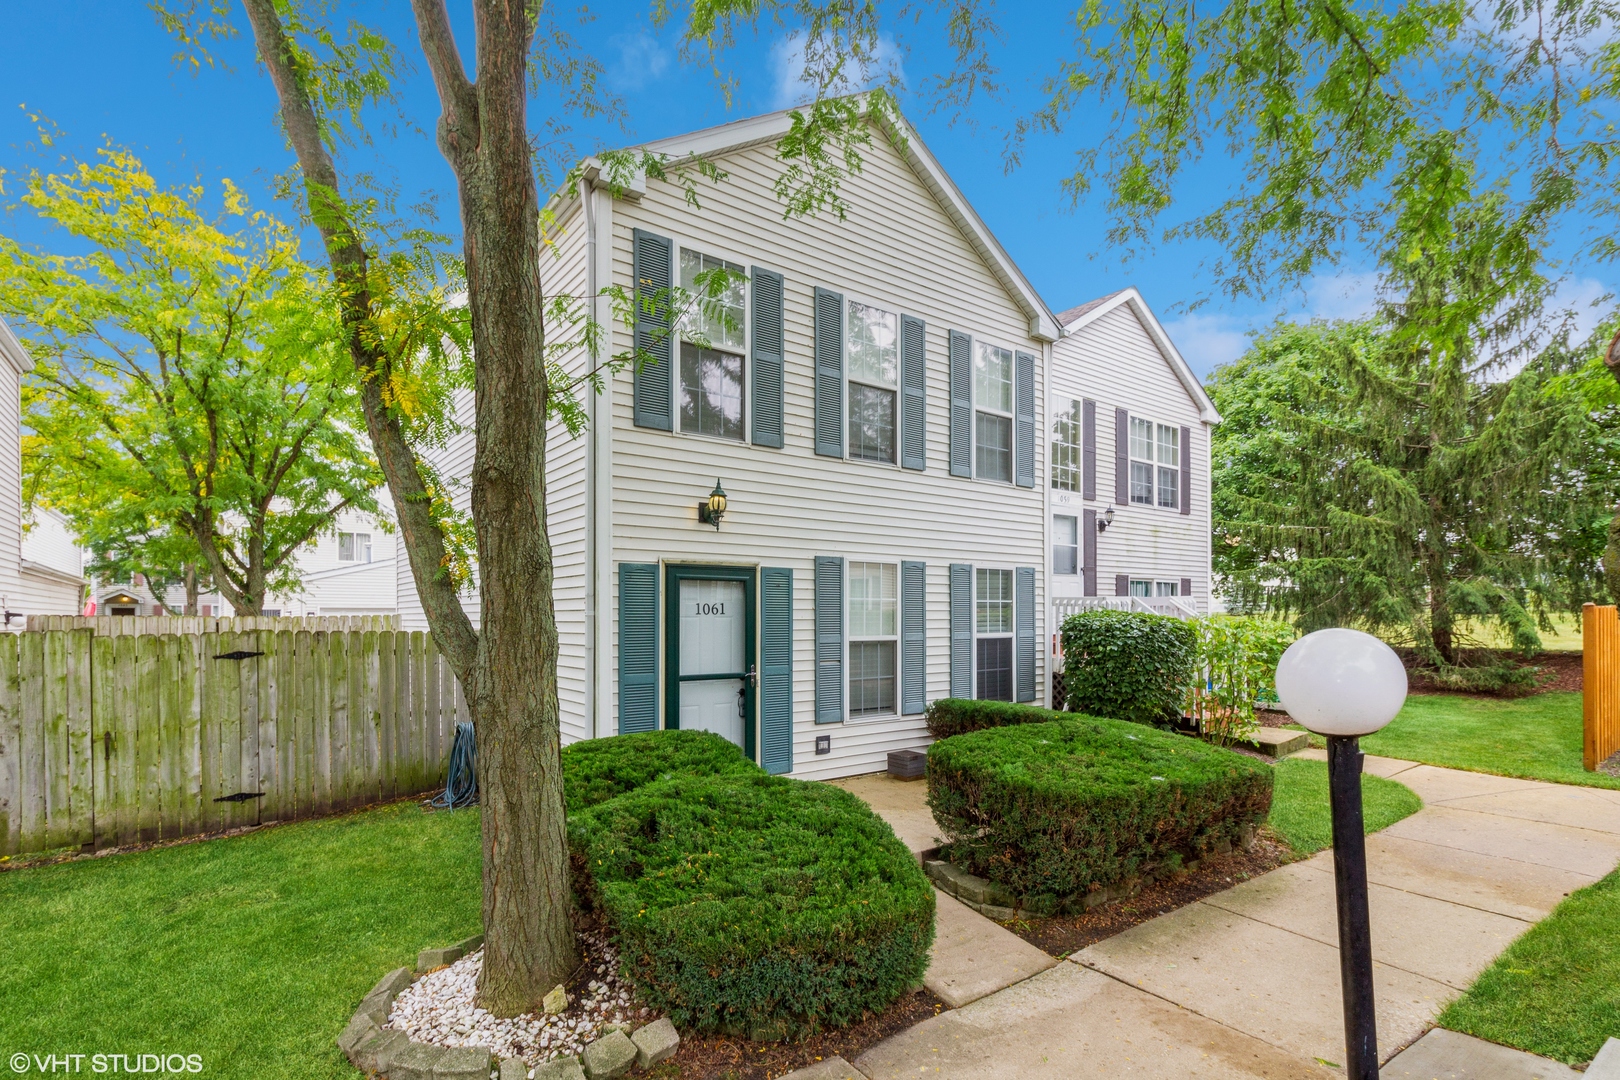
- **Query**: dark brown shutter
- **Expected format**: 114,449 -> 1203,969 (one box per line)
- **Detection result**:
1082,399 -> 1097,501
1180,424 -> 1192,515
1115,408 -> 1129,504
1115,574 -> 1129,597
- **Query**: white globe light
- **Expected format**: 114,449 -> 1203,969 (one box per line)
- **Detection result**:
1275,628 -> 1408,737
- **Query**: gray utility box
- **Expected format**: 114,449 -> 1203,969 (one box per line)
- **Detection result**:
887,749 -> 927,780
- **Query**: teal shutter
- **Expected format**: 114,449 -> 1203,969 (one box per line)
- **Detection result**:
1015,566 -> 1036,702
901,560 -> 926,714
814,556 -> 844,723
814,288 -> 844,457
618,563 -> 659,733
751,267 -> 785,448
1015,351 -> 1035,488
949,331 -> 972,478
949,562 -> 972,698
760,567 -> 794,774
900,315 -> 926,471
632,229 -> 674,431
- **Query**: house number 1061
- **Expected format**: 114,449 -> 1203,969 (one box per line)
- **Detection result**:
696,602 -> 726,615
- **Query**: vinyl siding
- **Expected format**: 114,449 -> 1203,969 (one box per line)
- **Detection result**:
1049,302 -> 1212,612
0,359 -> 22,613
607,132 -> 1047,780
395,202 -> 594,746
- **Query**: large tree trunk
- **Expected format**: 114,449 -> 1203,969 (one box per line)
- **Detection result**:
411,0 -> 576,1014
241,0 -> 575,1015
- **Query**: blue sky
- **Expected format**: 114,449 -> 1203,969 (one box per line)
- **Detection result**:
1,1 -> 1613,377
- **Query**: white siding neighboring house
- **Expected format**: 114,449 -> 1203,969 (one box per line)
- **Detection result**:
1045,289 -> 1219,652
401,105 -> 1059,780
261,508 -> 398,616
0,319 -> 87,627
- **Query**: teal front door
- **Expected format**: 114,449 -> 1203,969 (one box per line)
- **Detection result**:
665,564 -> 757,760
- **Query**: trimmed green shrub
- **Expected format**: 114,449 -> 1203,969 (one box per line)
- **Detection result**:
568,773 -> 935,1036
927,712 -> 1273,907
925,697 -> 1057,739
561,729 -> 762,812
1061,609 -> 1197,726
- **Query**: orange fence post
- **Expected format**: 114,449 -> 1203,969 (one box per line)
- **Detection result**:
1583,602 -> 1620,771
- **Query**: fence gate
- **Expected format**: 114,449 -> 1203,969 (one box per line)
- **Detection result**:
0,629 -> 465,857
1585,603 -> 1620,772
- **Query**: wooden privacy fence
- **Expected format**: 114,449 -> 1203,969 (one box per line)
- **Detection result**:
27,614 -> 401,635
1583,603 -> 1620,771
0,629 -> 466,859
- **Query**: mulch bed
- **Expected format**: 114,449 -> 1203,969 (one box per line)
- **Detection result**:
1000,829 -> 1295,960
647,987 -> 947,1080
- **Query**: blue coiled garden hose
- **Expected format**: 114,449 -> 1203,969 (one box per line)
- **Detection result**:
430,721 -> 478,809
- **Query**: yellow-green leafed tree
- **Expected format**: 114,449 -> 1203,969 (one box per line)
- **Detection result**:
1,146 -> 383,615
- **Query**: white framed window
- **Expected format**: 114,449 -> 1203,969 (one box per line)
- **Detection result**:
975,567 -> 1014,701
1128,578 -> 1180,597
1053,515 -> 1078,575
1051,398 -> 1082,492
338,532 -> 372,563
847,300 -> 899,464
848,562 -> 899,717
677,248 -> 747,441
974,343 -> 1014,482
1128,417 -> 1179,508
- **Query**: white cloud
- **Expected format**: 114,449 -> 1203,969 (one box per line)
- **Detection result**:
609,30 -> 670,92
1161,313 -> 1253,377
1547,276 -> 1613,343
1298,270 -> 1380,322
770,31 -> 904,110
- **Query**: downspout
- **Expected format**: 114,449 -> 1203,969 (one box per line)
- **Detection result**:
583,173 -> 600,738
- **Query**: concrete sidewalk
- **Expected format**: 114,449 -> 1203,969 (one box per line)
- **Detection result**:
834,756 -> 1620,1079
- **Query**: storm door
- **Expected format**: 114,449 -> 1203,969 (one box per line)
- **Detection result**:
665,565 -> 757,760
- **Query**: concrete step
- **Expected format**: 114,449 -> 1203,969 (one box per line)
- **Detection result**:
1238,727 -> 1310,757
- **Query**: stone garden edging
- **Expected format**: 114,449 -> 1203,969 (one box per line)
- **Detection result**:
336,937 -> 680,1080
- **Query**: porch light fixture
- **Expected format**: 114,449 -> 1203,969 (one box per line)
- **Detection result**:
1274,628 -> 1408,1080
1097,505 -> 1116,532
698,479 -> 728,530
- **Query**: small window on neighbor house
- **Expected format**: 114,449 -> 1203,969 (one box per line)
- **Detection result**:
1129,417 -> 1179,508
847,300 -> 899,464
678,250 -> 747,442
1053,515 -> 1078,575
1156,580 -> 1180,597
1129,579 -> 1153,598
339,532 -> 373,563
974,343 -> 1014,482
847,562 -> 898,717
975,568 -> 1014,701
1051,398 -> 1083,492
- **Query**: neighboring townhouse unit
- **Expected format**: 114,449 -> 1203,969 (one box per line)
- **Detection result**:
401,106 -> 1060,780
260,508 -> 399,617
1045,289 -> 1219,644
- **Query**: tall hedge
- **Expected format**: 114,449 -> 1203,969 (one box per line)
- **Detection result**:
568,773 -> 934,1037
927,713 -> 1273,908
925,697 -> 1056,739
1060,609 -> 1197,726
560,728 -> 762,812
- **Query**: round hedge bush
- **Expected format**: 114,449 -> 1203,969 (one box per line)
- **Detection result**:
560,728 -> 762,812
567,773 -> 935,1037
928,715 -> 1273,909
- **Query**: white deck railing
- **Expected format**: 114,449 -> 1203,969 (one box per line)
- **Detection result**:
1052,595 -> 1199,621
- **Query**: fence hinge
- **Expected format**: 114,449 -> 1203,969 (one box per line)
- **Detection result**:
213,650 -> 265,661
212,791 -> 266,803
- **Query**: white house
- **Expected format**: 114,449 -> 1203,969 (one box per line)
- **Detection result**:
0,318 -> 86,627
259,507 -> 398,617
1045,289 -> 1219,637
401,106 -> 1060,780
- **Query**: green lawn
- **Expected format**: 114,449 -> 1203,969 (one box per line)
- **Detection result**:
0,801 -> 481,1080
1440,869 -> 1620,1064
1266,757 -> 1423,854
1354,691 -> 1620,790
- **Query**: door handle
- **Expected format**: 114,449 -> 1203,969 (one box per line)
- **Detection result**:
745,664 -> 757,688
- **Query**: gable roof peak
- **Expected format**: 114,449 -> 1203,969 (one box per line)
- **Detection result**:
1054,287 -> 1220,424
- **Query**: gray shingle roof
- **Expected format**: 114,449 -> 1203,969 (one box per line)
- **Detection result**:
1054,291 -> 1124,327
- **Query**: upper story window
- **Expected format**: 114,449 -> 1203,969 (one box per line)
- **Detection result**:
1129,417 -> 1179,508
847,300 -> 898,464
338,532 -> 372,563
1053,515 -> 1078,575
1051,398 -> 1082,492
678,249 -> 746,441
848,561 -> 898,717
974,343 -> 1013,482
975,567 -> 1013,701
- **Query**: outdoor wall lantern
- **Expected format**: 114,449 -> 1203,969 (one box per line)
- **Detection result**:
698,479 -> 728,530
1275,628 -> 1408,1080
1097,505 -> 1117,532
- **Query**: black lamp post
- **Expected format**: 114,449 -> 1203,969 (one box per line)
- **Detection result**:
1274,628 -> 1409,1080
